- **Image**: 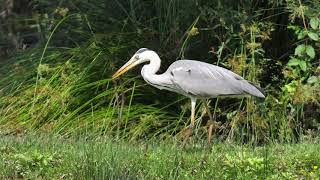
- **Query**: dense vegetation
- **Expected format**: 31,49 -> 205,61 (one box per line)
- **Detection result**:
0,0 -> 320,179
0,0 -> 319,142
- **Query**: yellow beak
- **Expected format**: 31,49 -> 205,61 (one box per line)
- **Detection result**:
112,58 -> 140,79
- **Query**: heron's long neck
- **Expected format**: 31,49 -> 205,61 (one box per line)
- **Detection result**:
141,54 -> 170,86
141,54 -> 161,76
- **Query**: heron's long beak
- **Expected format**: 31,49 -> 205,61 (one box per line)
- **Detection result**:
112,57 -> 140,79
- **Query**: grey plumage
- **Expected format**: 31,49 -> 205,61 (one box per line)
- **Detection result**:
161,60 -> 265,98
113,48 -> 265,99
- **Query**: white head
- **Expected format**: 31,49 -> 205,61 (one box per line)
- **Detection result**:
112,48 -> 159,79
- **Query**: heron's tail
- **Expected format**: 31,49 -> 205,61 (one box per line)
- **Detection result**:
242,81 -> 266,98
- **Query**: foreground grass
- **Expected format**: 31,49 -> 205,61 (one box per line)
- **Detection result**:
0,134 -> 319,179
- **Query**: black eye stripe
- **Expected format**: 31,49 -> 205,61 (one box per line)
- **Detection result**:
136,48 -> 149,54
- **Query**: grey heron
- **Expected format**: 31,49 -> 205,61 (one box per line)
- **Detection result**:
112,48 -> 265,144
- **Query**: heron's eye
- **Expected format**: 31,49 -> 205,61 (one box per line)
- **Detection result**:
135,55 -> 139,60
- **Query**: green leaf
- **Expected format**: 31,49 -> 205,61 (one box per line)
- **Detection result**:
294,44 -> 306,56
284,84 -> 296,93
287,58 -> 307,71
298,61 -> 307,71
287,25 -> 301,35
306,45 -> 315,59
310,17 -> 319,30
307,76 -> 318,84
308,32 -> 319,41
287,25 -> 299,31
297,31 -> 307,40
287,58 -> 301,66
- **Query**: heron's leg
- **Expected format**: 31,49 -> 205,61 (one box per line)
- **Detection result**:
182,98 -> 196,146
190,98 -> 196,128
202,100 -> 215,145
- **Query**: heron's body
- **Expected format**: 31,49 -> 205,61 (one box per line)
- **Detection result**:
142,59 -> 265,99
112,48 -> 265,145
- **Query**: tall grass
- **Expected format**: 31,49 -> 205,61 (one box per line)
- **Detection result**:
0,0 -> 319,143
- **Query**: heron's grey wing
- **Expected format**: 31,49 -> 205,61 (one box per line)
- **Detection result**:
165,60 -> 265,98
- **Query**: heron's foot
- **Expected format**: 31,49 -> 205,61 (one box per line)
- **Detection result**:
181,125 -> 193,147
207,120 -> 221,145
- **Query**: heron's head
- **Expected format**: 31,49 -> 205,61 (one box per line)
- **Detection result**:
112,48 -> 153,79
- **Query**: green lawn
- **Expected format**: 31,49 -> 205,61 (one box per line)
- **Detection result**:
0,134 -> 319,179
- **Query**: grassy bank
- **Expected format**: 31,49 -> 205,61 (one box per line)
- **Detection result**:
0,134 -> 319,179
